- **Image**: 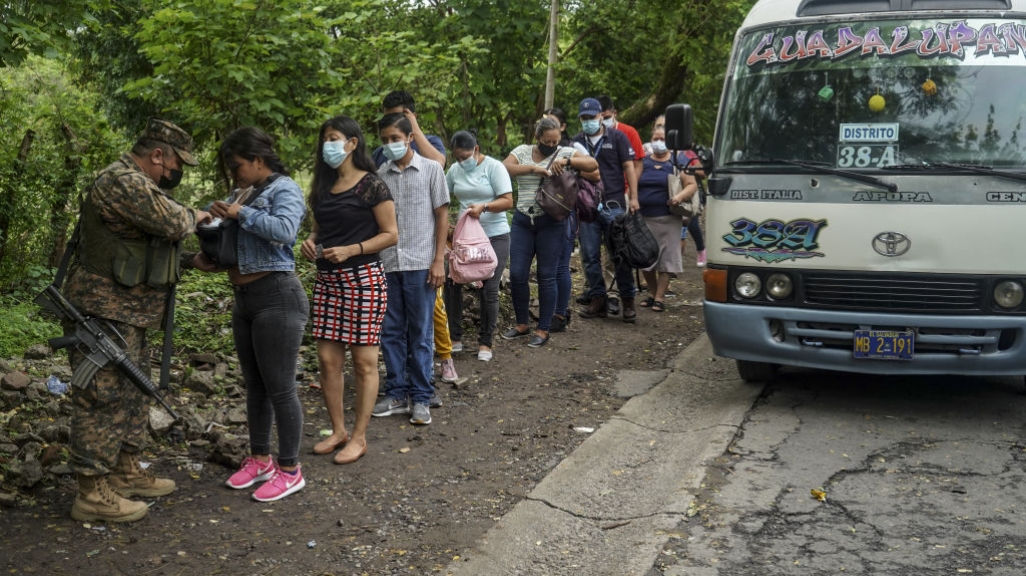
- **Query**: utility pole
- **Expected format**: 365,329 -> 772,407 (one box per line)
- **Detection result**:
544,0 -> 559,110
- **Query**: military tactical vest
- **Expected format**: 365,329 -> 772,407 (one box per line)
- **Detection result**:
77,171 -> 181,288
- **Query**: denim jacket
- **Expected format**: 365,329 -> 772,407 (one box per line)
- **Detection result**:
233,175 -> 306,275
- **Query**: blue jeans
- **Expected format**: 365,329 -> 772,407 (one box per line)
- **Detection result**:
555,216 -> 575,317
579,204 -> 636,299
232,272 -> 309,467
509,210 -> 563,331
381,270 -> 436,405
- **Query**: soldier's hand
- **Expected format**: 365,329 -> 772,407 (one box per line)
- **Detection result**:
195,210 -> 213,226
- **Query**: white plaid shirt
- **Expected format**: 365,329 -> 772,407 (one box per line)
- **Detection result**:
378,152 -> 450,272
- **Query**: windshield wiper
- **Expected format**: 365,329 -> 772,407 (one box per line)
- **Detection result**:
725,158 -> 897,192
932,162 -> 1026,184
883,162 -> 1026,184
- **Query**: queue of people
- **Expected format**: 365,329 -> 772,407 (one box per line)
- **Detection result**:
59,92 -> 705,521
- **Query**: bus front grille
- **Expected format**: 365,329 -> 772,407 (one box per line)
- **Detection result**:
803,274 -> 983,312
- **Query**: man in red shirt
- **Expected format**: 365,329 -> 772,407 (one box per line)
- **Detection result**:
597,95 -> 645,172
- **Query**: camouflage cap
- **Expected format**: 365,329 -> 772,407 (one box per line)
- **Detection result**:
143,118 -> 199,166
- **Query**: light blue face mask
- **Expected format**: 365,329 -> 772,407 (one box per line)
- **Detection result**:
383,141 -> 408,162
460,154 -> 478,172
601,117 -> 615,129
651,140 -> 668,154
322,141 -> 348,168
582,119 -> 601,135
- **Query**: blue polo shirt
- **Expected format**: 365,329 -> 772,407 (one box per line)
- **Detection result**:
373,135 -> 447,168
571,126 -> 633,202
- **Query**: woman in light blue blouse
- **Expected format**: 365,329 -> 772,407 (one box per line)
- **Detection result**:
443,131 -> 513,362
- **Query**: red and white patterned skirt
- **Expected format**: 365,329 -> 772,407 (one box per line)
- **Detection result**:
311,261 -> 388,345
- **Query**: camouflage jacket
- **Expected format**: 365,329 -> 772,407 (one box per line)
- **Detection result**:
64,154 -> 199,329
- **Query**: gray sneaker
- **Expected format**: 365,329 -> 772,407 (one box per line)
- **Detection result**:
410,403 -> 432,425
429,390 -> 443,408
372,396 -> 410,417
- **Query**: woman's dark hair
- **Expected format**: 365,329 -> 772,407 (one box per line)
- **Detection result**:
219,126 -> 290,178
543,107 -> 571,145
450,130 -> 478,151
534,117 -> 561,140
309,115 -> 378,208
377,112 -> 413,135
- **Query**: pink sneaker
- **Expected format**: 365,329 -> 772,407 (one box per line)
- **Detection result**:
440,358 -> 458,383
252,466 -> 306,502
696,250 -> 707,267
225,457 -> 275,489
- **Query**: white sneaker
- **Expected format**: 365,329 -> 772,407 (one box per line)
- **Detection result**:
450,341 -> 463,353
478,349 -> 493,362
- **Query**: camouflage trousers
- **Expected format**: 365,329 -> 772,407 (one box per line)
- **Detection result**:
64,319 -> 151,476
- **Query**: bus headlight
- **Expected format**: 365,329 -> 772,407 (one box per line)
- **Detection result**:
735,273 -> 762,299
994,280 -> 1025,309
766,273 -> 793,300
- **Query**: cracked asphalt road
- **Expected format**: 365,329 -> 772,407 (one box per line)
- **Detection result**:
654,368 -> 1026,576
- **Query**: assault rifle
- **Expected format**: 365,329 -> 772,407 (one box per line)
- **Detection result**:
35,285 -> 179,420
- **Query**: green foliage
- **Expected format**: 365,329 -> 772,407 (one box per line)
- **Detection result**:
0,296 -> 60,358
0,1 -> 110,67
0,55 -> 128,288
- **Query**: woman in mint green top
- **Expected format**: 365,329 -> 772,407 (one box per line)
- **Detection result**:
443,131 -> 513,361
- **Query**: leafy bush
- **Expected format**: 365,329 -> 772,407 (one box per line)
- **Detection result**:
0,296 -> 61,359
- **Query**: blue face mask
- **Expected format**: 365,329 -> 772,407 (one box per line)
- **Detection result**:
582,119 -> 601,136
651,140 -> 668,154
460,155 -> 478,172
601,117 -> 615,129
383,141 -> 408,162
322,141 -> 348,168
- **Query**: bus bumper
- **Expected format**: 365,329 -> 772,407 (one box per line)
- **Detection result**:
704,302 -> 1026,376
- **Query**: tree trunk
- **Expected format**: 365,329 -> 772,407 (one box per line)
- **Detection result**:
618,54 -> 689,136
49,123 -> 81,268
0,130 -> 36,267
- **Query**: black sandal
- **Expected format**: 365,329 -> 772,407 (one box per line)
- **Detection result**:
639,297 -> 656,308
651,300 -> 666,312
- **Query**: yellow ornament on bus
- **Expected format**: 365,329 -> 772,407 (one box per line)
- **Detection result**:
869,94 -> 886,112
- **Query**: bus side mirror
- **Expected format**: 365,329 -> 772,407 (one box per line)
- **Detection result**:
664,104 -> 693,151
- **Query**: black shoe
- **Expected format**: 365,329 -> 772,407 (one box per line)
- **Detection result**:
550,314 -> 567,333
501,327 -> 530,340
575,293 -> 591,305
528,333 -> 550,348
607,297 -> 621,316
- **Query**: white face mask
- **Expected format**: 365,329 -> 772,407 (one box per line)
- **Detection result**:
601,117 -> 615,128
651,140 -> 668,154
383,141 -> 408,161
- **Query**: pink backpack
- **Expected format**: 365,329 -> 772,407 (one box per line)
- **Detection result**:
449,211 -> 498,284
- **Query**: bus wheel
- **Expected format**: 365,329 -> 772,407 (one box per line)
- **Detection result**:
736,360 -> 778,383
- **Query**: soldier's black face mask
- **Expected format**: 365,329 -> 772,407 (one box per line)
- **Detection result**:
159,167 -> 184,190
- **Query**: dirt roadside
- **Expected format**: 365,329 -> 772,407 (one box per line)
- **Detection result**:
0,245 -> 709,576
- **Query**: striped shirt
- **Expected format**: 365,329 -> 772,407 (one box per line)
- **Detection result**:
378,152 -> 449,272
509,144 -> 575,215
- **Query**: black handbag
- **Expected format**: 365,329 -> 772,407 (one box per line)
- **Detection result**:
196,178 -> 273,267
534,148 -> 579,221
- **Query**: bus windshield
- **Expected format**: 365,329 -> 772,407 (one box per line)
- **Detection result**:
718,18 -> 1026,170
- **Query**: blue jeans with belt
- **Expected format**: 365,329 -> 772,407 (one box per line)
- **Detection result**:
509,210 -> 563,331
579,203 -> 636,299
381,269 -> 436,405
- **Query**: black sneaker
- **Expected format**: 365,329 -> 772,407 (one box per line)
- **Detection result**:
575,293 -> 591,305
550,314 -> 568,333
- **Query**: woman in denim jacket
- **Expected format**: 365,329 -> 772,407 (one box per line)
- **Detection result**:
192,127 -> 309,502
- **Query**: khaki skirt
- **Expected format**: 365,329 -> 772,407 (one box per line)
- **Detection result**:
641,214 -> 684,273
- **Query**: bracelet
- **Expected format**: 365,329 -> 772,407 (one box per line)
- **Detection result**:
484,203 -> 489,213
358,242 -> 364,254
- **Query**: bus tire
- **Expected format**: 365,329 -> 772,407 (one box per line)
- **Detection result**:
736,360 -> 778,383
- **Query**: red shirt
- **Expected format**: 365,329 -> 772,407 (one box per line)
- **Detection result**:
615,122 -> 646,160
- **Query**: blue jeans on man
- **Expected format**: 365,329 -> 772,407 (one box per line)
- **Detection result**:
381,270 -> 436,405
579,203 -> 636,300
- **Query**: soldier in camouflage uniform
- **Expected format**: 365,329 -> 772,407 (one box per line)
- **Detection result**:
62,119 -> 210,523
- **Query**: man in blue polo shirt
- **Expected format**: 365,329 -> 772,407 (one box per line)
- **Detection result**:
573,97 -> 640,323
